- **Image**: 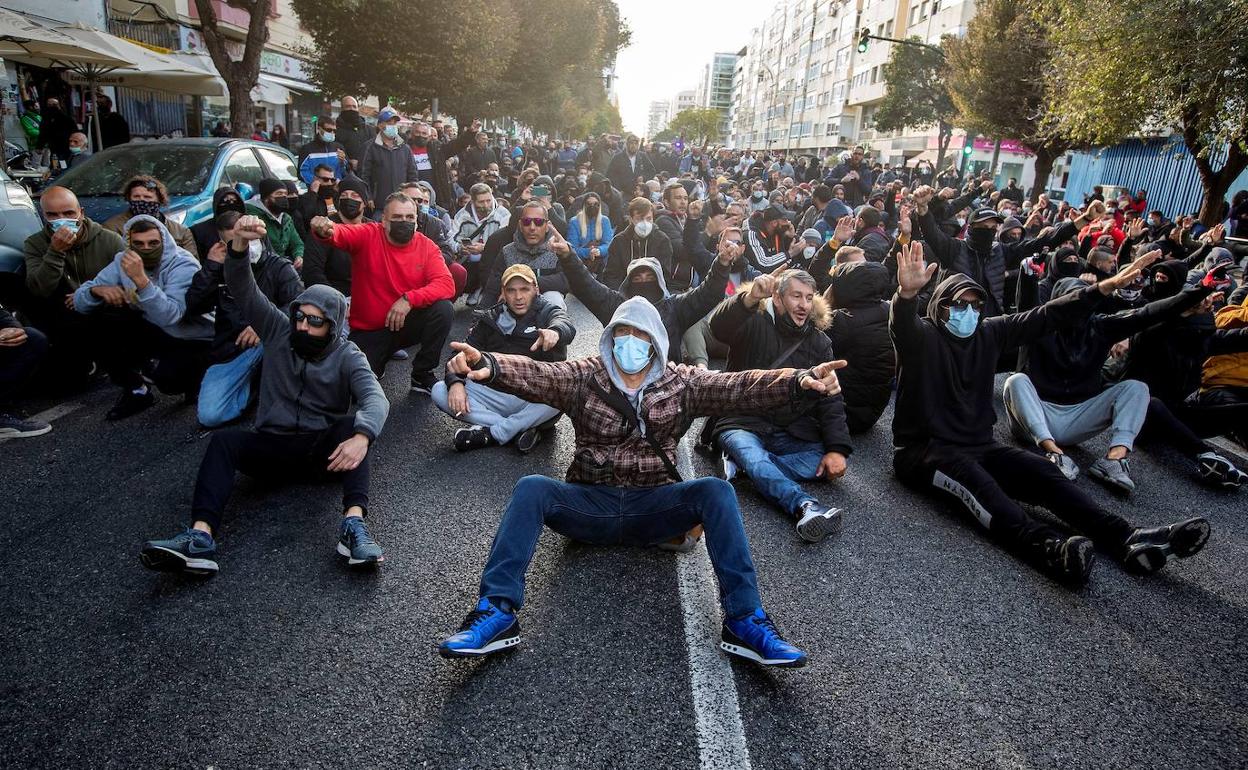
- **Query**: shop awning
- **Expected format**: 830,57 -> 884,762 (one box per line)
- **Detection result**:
0,8 -> 131,68
260,73 -> 317,95
173,53 -> 318,105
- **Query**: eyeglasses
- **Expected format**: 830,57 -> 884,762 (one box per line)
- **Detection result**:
947,299 -> 985,312
520,217 -> 547,227
316,177 -> 335,184
293,310 -> 329,328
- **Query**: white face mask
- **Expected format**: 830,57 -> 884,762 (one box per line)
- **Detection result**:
803,246 -> 817,260
247,239 -> 264,264
634,220 -> 654,238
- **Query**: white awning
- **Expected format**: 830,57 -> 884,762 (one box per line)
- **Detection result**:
260,73 -> 317,94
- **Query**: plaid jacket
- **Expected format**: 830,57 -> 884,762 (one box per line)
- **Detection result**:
481,353 -> 811,487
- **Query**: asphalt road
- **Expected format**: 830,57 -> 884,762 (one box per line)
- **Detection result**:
2,297 -> 1247,770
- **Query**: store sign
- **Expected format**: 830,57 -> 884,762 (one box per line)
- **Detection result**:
179,28 -> 307,80
972,138 -> 1032,155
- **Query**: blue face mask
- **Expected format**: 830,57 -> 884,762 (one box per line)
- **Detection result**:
419,203 -> 431,216
383,124 -> 399,139
944,305 -> 980,338
612,333 -> 653,374
321,130 -> 336,143
48,218 -> 80,235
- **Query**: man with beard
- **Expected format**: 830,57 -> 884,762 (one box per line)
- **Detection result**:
246,179 -> 304,268
711,268 -> 852,543
334,97 -> 373,171
826,206 -> 891,264
890,242 -> 1210,584
744,205 -> 805,273
302,179 -> 371,297
482,200 -> 572,306
451,182 -> 512,305
139,214 -> 389,576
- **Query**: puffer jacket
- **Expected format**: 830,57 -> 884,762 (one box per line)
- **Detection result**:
708,288 -> 853,455
1202,285 -> 1248,391
826,261 -> 895,433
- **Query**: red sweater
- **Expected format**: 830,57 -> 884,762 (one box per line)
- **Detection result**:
322,222 -> 455,331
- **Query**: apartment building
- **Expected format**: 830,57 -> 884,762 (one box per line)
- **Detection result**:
648,100 -> 671,137
695,52 -> 741,139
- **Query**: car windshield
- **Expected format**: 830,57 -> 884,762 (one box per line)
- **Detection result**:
54,144 -> 218,196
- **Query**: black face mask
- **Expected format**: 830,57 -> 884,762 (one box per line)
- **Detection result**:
268,197 -> 290,212
337,198 -> 363,219
585,203 -> 600,217
1055,258 -> 1083,279
216,196 -> 244,217
411,136 -> 428,148
388,220 -> 416,244
628,281 -> 665,304
967,227 -> 995,253
291,328 -> 332,360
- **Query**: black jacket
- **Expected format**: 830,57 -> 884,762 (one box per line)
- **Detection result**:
559,250 -> 730,363
918,208 -> 1077,318
709,291 -> 853,455
655,210 -> 693,289
601,224 -> 673,286
334,110 -> 374,163
459,144 -> 499,183
444,295 -> 574,386
890,273 -> 1100,450
360,137 -> 419,206
1022,278 -> 1210,405
826,261 -> 895,433
606,151 -> 656,197
302,213 -> 360,296
184,247 -> 304,362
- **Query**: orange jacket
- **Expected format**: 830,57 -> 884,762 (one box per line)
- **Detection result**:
1201,291 -> 1248,390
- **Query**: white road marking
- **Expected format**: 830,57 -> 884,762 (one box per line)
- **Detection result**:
0,401 -> 83,443
674,439 -> 753,770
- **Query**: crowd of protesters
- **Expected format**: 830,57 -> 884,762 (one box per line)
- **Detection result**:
2,104 -> 1247,670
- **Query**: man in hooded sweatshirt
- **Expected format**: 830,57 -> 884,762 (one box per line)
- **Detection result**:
246,179 -> 304,268
438,297 -> 848,667
185,211 -> 304,427
73,216 -> 214,419
432,264 -> 573,454
710,268 -> 853,543
139,214 -> 389,576
601,197 -> 674,286
823,260 -> 895,433
192,187 -> 247,259
309,193 -> 456,393
890,241 -> 1210,584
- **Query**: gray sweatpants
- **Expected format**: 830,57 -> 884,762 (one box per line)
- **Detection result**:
431,379 -> 561,444
1002,373 -> 1148,451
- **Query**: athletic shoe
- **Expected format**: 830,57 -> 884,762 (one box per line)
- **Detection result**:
657,533 -> 700,552
720,608 -> 807,667
140,528 -> 219,576
438,597 -> 521,658
1046,451 -> 1080,481
722,455 -> 738,481
454,426 -> 496,452
1121,517 -> 1211,575
0,412 -> 51,438
337,516 -> 384,567
465,288 -> 483,307
794,499 -> 842,543
515,427 -> 542,454
1041,535 -> 1095,584
1196,452 -> 1248,489
391,349 -> 410,361
410,371 -> 437,395
106,388 -> 155,421
1088,457 -> 1136,493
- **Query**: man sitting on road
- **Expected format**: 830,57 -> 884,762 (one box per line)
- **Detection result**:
481,200 -> 572,307
72,216 -> 213,420
437,297 -> 849,667
102,175 -> 198,258
301,178 -> 371,297
889,242 -> 1209,585
432,264 -> 573,454
185,211 -> 304,428
0,302 -> 51,438
710,268 -> 852,543
246,179 -> 304,269
450,182 -> 511,306
309,194 -> 455,393
139,214 -> 389,576
600,197 -> 674,287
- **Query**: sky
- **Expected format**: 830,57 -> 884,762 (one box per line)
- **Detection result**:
612,0 -> 759,135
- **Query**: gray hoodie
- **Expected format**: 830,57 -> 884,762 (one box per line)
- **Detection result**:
597,296 -> 670,431
223,242 -> 389,440
73,215 -> 213,341
619,256 -> 670,299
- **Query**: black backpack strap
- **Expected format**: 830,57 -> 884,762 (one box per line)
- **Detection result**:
589,378 -> 682,482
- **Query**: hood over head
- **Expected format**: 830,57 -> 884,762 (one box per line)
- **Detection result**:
926,272 -> 986,322
620,256 -> 670,299
828,260 -> 892,307
1051,276 -> 1087,300
1147,259 -> 1188,300
289,283 -> 350,348
416,180 -> 436,206
1204,247 -> 1235,272
599,296 -> 670,394
1047,246 -> 1084,279
997,216 -> 1023,237
121,215 -> 192,266
212,186 -> 246,218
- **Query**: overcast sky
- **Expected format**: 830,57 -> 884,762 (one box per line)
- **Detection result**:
613,0 -> 761,135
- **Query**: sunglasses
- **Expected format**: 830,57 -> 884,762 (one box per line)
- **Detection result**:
316,177 -> 335,184
293,309 -> 329,328
520,217 -> 547,227
947,299 -> 985,312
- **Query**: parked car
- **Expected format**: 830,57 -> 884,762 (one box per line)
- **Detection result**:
0,163 -> 46,273
44,137 -> 304,231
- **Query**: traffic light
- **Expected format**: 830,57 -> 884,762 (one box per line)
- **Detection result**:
962,143 -> 974,156
857,28 -> 870,53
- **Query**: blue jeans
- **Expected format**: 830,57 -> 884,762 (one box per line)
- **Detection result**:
197,345 -> 263,428
479,475 -> 762,618
719,429 -> 824,515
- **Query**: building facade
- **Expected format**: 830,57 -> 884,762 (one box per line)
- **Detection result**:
696,51 -> 740,140
647,100 -> 670,137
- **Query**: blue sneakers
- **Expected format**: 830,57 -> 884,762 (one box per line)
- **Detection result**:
140,528 -> 219,576
337,516 -> 384,567
438,598 -> 522,658
721,608 -> 808,667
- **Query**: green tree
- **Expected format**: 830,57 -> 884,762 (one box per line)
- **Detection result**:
192,0 -> 270,138
944,0 -> 1070,201
667,108 -> 723,147
652,128 -> 677,144
1044,0 -> 1248,224
873,37 -> 956,173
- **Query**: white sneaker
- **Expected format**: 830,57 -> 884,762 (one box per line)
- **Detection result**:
722,456 -> 738,481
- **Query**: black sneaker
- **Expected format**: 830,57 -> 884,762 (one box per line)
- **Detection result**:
106,388 -> 156,421
1121,517 -> 1211,575
410,371 -> 437,394
1040,535 -> 1095,584
515,427 -> 542,454
794,500 -> 842,543
0,412 -> 51,438
1196,452 -> 1248,489
454,426 -> 496,452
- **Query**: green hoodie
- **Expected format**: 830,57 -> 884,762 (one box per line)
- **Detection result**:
245,201 -> 304,262
22,217 -> 125,298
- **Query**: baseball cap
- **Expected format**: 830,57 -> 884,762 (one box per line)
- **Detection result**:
501,264 -> 538,287
378,106 -> 401,123
970,207 -> 1005,225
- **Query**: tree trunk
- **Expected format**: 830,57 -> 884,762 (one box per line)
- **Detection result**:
1194,147 -> 1247,226
1028,145 -> 1058,203
227,76 -> 254,139
934,120 -> 951,175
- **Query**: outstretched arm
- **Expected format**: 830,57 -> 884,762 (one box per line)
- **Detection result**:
684,359 -> 847,418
